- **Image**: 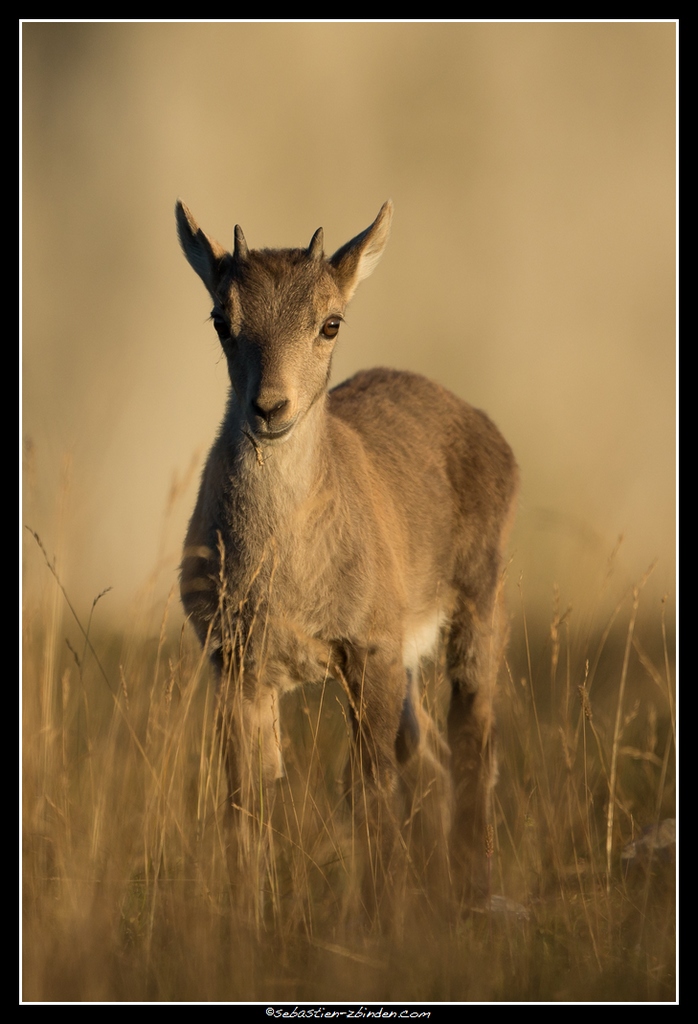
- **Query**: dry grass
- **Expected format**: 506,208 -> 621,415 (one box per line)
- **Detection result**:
22,533 -> 675,1002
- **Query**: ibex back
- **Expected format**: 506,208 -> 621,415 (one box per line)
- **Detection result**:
176,199 -> 518,914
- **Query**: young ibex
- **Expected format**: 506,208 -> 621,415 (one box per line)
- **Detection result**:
176,199 -> 518,913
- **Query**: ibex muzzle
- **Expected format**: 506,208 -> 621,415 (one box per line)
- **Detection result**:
176,199 -> 518,915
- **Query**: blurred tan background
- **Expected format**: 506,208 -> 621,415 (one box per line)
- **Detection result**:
22,22 -> 676,631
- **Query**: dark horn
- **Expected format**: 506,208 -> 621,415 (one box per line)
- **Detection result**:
307,227 -> 324,261
233,224 -> 249,261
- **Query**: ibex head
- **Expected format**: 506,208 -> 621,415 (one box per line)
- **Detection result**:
175,201 -> 393,444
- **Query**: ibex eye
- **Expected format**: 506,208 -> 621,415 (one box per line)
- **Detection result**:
321,318 -> 341,339
211,312 -> 230,342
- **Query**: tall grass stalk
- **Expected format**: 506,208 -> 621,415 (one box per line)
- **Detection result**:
606,564 -> 655,892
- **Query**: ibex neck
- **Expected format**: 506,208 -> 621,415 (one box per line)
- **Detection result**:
224,394 -> 330,508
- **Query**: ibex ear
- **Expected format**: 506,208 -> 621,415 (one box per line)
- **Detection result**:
329,200 -> 393,302
175,200 -> 229,298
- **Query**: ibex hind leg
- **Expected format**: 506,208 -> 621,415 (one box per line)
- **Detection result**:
395,669 -> 453,919
340,650 -> 408,931
445,589 -> 503,908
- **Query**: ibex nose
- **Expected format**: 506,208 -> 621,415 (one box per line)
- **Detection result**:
250,395 -> 296,437
251,396 -> 290,423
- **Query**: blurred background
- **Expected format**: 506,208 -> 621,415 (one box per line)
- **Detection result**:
22,22 -> 676,633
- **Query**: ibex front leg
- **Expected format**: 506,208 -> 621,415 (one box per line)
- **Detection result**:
217,668 -> 284,922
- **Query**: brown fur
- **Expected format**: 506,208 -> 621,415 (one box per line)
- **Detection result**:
176,199 -> 519,914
